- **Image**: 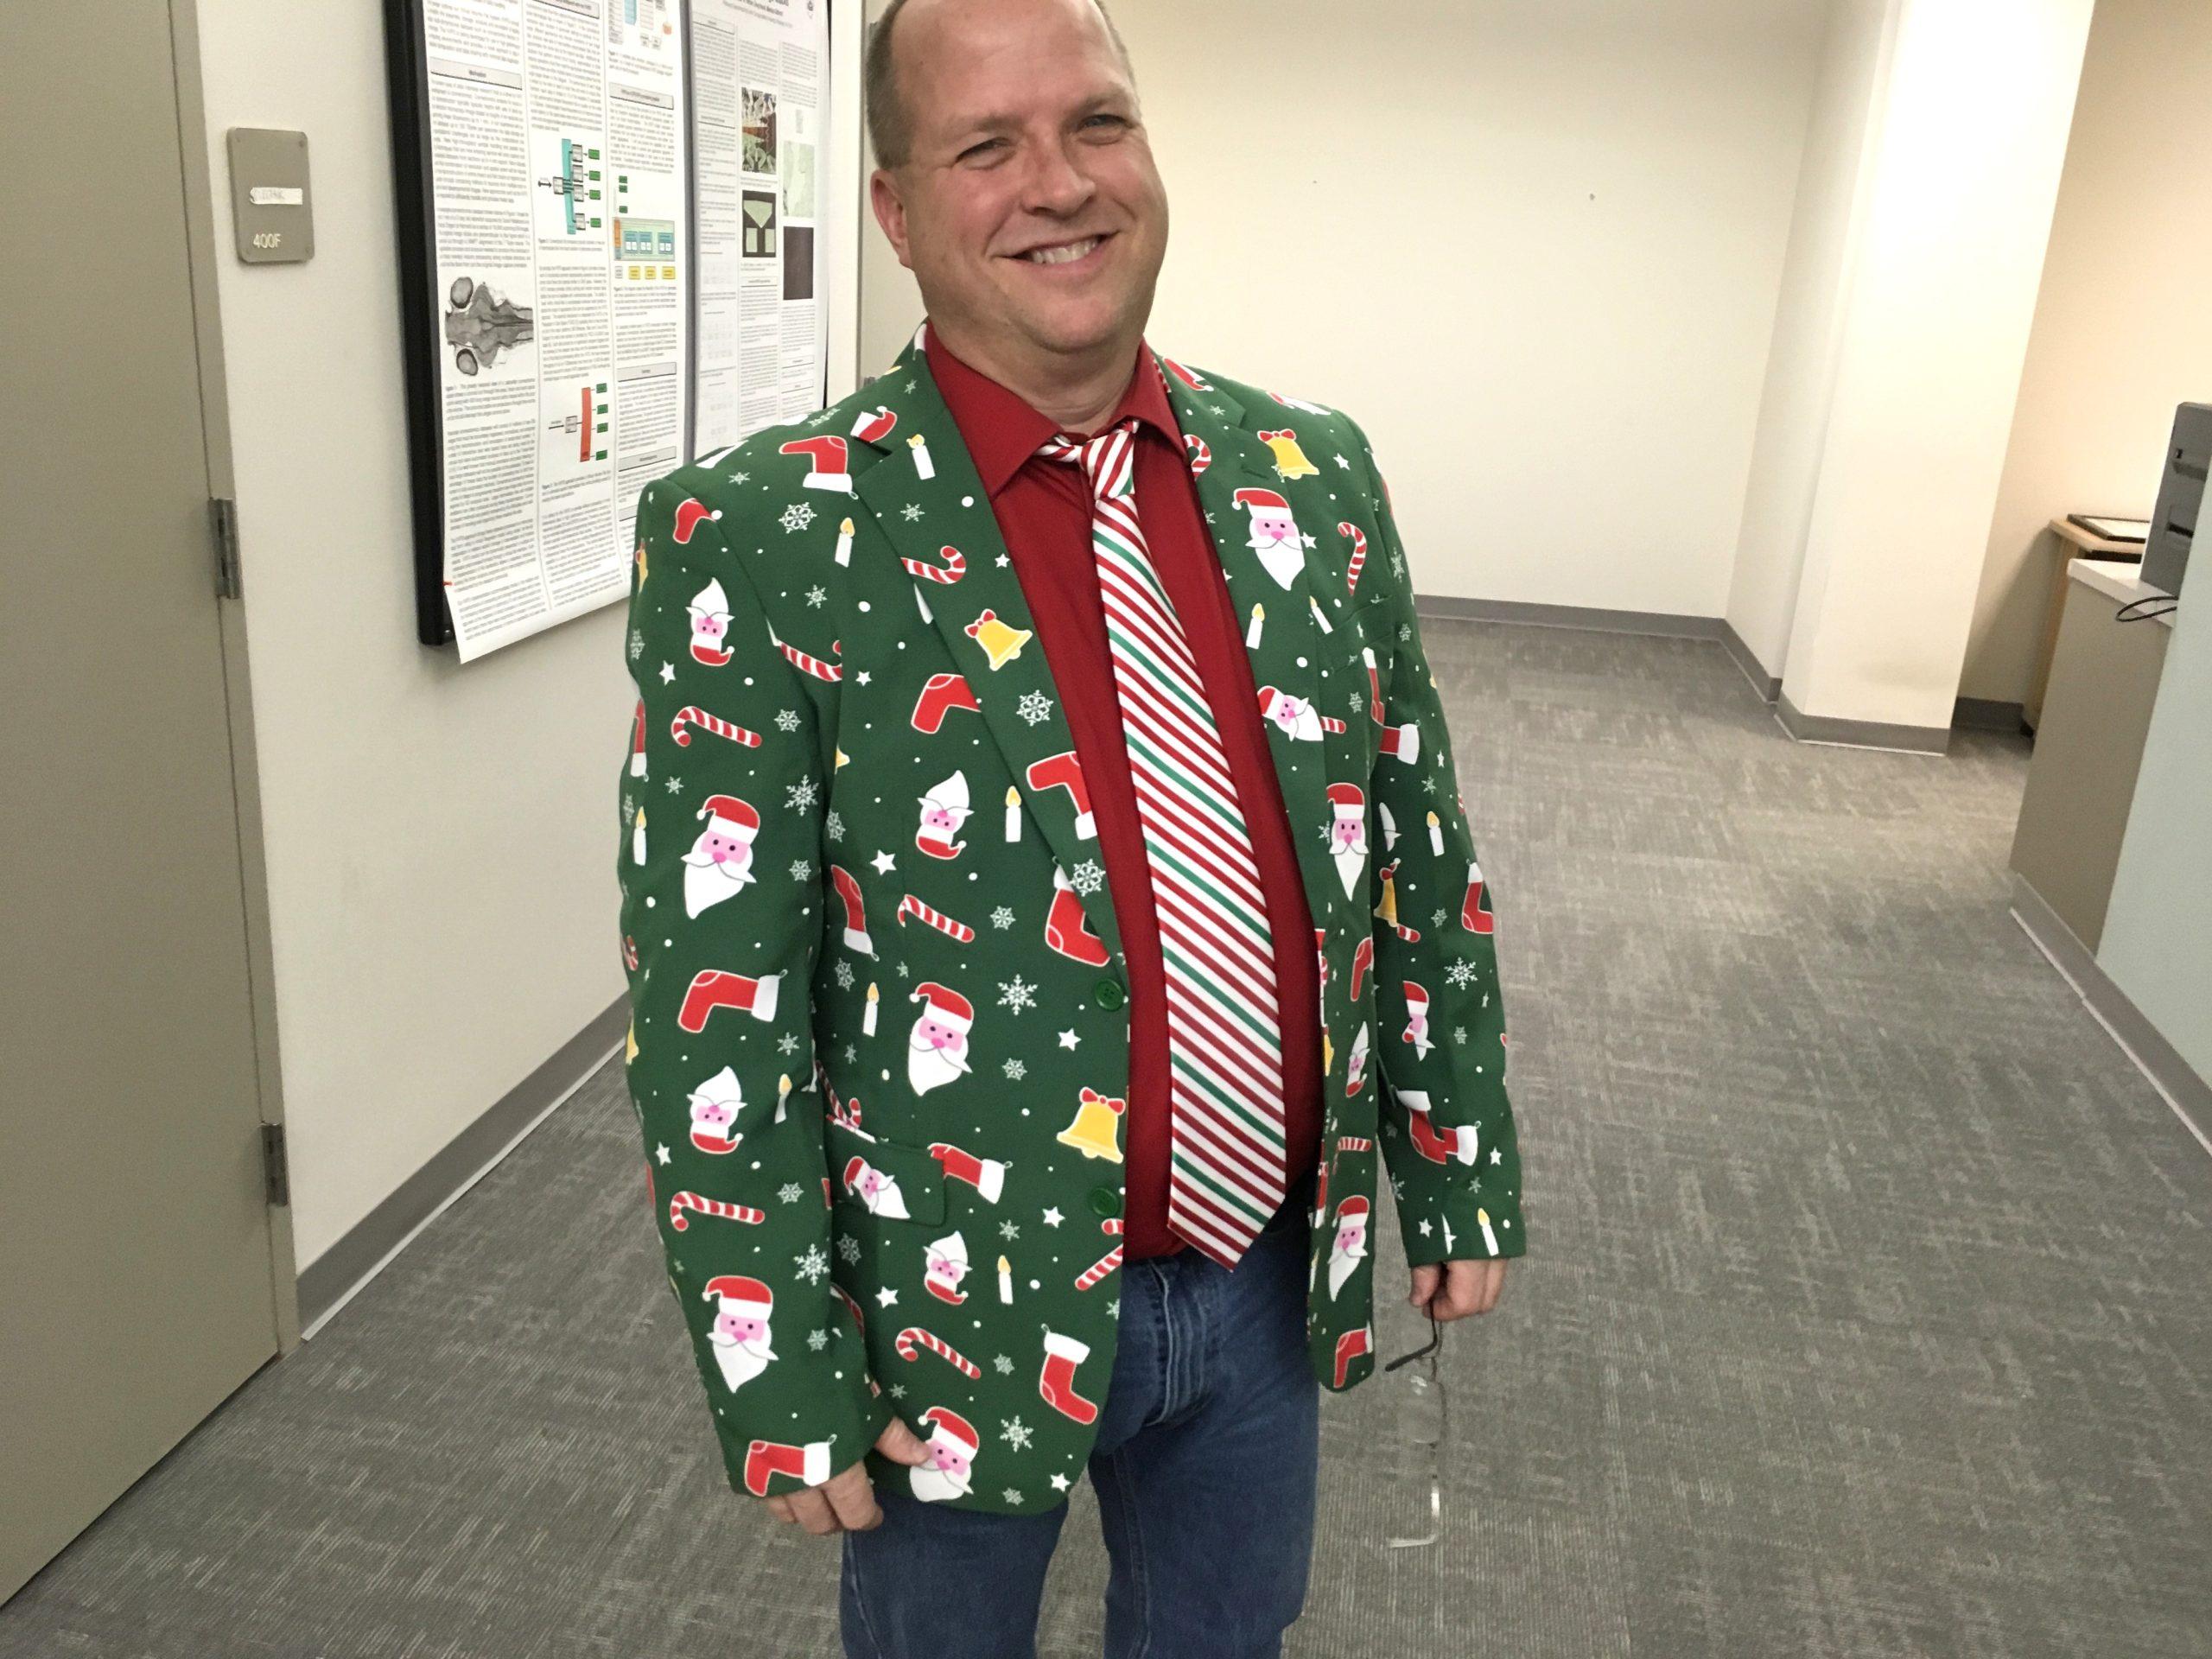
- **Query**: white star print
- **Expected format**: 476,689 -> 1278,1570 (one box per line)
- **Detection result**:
1058,1028 -> 1080,1050
872,849 -> 897,874
875,1286 -> 899,1308
655,1144 -> 671,1164
1042,1207 -> 1064,1227
658,661 -> 676,683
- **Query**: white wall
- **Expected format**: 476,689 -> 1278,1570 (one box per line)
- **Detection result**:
1725,0 -> 1897,677
1776,0 -> 2094,731
862,0 -> 1831,620
1959,0 -> 2212,707
194,0 -> 639,1267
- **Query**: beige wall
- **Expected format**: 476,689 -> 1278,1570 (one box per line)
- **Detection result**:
1726,0 -> 1897,676
863,0 -> 1831,620
1960,0 -> 2212,706
195,0 -> 637,1268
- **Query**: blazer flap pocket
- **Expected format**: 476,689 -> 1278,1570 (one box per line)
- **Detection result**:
825,1116 -> 948,1225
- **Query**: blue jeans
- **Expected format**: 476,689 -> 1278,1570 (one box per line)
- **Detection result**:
840,1186 -> 1320,1659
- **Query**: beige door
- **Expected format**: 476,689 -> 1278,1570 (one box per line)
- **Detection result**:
0,1 -> 291,1601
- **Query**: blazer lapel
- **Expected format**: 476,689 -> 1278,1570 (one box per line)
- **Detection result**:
1159,359 -> 1360,944
849,326 -> 1129,977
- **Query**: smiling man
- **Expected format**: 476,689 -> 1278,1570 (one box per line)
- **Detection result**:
614,0 -> 1526,1655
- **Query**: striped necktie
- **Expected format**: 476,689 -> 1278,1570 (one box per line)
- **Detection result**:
1037,416 -> 1287,1268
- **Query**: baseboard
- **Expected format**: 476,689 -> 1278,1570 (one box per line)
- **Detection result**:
1953,696 -> 2027,733
296,996 -> 632,1331
1775,690 -> 1950,754
1719,619 -> 1782,703
1412,592 -> 1726,640
2012,874 -> 2212,1160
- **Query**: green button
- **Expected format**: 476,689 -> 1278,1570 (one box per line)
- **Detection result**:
1088,1185 -> 1122,1218
1093,978 -> 1127,1009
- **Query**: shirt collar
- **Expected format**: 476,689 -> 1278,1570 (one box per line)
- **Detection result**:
924,322 -> 1183,499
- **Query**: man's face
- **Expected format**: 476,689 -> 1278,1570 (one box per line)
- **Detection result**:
871,0 -> 1168,365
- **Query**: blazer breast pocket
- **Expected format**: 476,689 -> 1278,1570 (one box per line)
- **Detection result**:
825,1116 -> 949,1226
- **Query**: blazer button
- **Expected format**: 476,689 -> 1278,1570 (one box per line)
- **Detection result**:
1093,978 -> 1127,1009
1089,1185 -> 1122,1218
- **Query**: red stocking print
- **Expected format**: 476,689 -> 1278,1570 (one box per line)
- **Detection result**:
1038,1331 -> 1099,1425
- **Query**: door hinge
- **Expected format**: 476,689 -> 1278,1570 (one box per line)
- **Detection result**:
210,496 -> 242,600
261,1122 -> 290,1208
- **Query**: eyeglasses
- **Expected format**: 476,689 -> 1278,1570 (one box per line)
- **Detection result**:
1382,1310 -> 1446,1548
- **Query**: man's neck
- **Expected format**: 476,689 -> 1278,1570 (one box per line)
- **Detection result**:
931,320 -> 1141,435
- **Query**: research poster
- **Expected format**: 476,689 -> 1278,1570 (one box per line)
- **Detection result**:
690,0 -> 832,457
418,0 -> 690,662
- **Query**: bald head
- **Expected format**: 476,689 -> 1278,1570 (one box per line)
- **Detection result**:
866,0 -> 1135,171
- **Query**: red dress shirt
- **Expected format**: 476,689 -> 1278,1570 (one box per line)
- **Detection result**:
925,327 -> 1322,1260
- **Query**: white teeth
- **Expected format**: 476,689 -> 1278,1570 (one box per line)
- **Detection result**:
1025,237 -> 1100,265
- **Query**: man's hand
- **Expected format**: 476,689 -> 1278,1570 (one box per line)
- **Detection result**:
763,1414 -> 932,1535
1409,1258 -> 1508,1322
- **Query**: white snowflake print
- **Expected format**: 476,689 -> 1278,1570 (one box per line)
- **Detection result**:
786,778 -> 820,811
826,809 -> 846,842
1399,620 -> 1413,642
779,501 -> 817,534
1452,1026 -> 1468,1045
1390,549 -> 1406,581
789,858 -> 813,882
777,1032 -> 800,1055
1002,1489 -> 1025,1505
834,958 -> 855,990
1001,1416 -> 1034,1451
794,1244 -> 829,1285
999,1220 -> 1020,1242
994,1353 -> 1015,1376
621,792 -> 635,825
1002,1057 -> 1027,1081
899,502 -> 924,521
805,585 -> 828,607
1069,860 -> 1105,896
836,1234 -> 862,1264
807,1328 -> 830,1352
1446,959 -> 1479,988
627,626 -> 645,661
1431,906 -> 1449,929
1016,689 -> 1054,726
888,1382 -> 906,1399
664,776 -> 683,794
776,708 -> 801,732
998,975 -> 1038,1014
729,470 -> 750,485
990,906 -> 1016,930
778,1181 -> 805,1205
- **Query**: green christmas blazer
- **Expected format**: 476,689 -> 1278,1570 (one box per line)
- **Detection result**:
616,321 -> 1526,1514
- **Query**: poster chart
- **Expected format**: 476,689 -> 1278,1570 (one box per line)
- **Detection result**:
690,0 -> 832,457
410,0 -> 690,662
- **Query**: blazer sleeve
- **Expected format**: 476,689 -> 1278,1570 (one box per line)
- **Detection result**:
616,481 -> 888,1497
1341,416 -> 1529,1268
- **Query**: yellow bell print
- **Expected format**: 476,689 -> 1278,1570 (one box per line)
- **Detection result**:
633,537 -> 648,588
625,1019 -> 639,1065
1057,1086 -> 1126,1163
1257,429 -> 1321,478
964,608 -> 1033,670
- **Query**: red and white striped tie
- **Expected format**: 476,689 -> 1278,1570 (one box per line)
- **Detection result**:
1037,418 -> 1287,1268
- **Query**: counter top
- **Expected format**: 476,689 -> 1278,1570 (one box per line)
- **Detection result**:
2069,557 -> 2177,629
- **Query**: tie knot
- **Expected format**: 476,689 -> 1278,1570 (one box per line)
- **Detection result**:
1038,417 -> 1140,501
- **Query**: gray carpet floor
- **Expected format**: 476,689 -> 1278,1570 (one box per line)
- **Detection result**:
7,623 -> 2209,1659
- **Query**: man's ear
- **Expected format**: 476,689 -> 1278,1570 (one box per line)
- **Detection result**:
869,169 -> 913,271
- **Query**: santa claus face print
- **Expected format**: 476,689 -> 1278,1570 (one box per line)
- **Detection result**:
866,0 -> 1169,386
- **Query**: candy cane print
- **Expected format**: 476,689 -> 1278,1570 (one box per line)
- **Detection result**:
767,626 -> 842,682
1075,1217 -> 1123,1290
668,1190 -> 766,1232
1335,1135 -> 1374,1154
897,893 -> 976,943
1184,432 -> 1211,477
1338,521 -> 1368,595
895,1325 -> 982,1378
671,707 -> 763,748
900,544 -> 967,585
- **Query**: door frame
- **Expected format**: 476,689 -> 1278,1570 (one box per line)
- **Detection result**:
167,0 -> 301,1356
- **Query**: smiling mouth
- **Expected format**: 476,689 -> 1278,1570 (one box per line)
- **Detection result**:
1012,232 -> 1112,266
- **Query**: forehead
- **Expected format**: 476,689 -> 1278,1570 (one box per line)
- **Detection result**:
899,0 -> 1131,132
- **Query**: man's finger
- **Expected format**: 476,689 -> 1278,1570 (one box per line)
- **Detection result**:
765,1493 -> 794,1527
822,1464 -> 884,1531
785,1485 -> 840,1536
1408,1262 -> 1440,1310
876,1415 -> 933,1466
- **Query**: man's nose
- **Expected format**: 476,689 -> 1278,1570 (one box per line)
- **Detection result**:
1020,141 -> 1096,216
